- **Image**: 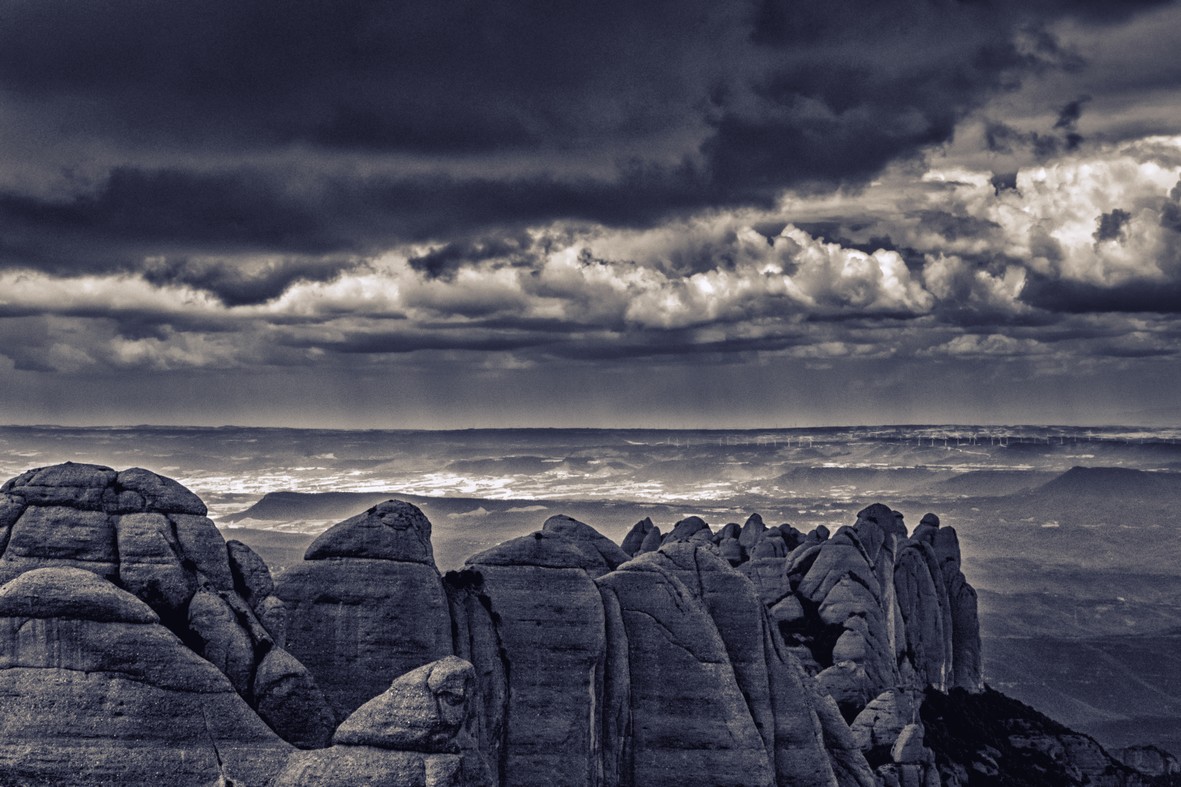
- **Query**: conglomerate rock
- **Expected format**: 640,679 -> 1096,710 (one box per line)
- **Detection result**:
447,525 -> 611,786
0,462 -> 1145,787
0,463 -> 334,748
0,567 -> 292,786
276,656 -> 493,787
275,500 -> 454,721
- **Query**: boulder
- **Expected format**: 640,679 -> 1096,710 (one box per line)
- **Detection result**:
662,515 -> 711,544
638,526 -> 663,554
226,538 -> 275,606
0,506 -> 118,583
620,517 -> 658,557
0,568 -> 291,786
276,656 -> 492,787
850,690 -> 915,756
739,512 -> 767,554
719,536 -> 744,565
541,514 -> 630,569
305,500 -> 436,563
253,647 -> 337,749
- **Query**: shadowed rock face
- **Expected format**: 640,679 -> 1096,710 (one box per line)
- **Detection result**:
597,556 -> 775,787
275,500 -> 454,722
647,541 -> 869,787
0,463 -> 334,749
0,567 -> 293,786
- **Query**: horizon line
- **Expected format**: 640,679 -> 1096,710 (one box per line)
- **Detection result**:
0,422 -> 1176,433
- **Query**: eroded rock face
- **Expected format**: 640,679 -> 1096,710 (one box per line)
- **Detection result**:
0,463 -> 334,748
0,464 -> 1005,787
1117,745 -> 1181,777
894,541 -> 950,692
275,500 -> 454,722
795,524 -> 896,713
597,556 -> 774,787
650,541 -> 851,787
620,517 -> 657,556
0,567 -> 292,786
450,525 -> 610,787
276,656 -> 493,787
912,520 -> 982,692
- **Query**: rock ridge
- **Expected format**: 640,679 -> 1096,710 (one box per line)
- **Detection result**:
0,463 -> 1170,787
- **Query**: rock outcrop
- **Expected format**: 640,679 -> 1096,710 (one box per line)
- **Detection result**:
276,656 -> 493,787
0,463 -> 334,748
0,567 -> 292,785
447,514 -> 874,787
0,462 -> 1163,787
275,500 -> 455,721
447,520 -> 614,786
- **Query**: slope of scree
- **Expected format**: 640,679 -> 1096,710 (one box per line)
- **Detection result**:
0,462 -> 1175,787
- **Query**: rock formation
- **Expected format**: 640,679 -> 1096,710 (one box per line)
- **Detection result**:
0,463 -> 1167,787
275,500 -> 455,721
0,567 -> 292,785
276,656 -> 493,787
446,518 -> 616,786
0,463 -> 334,749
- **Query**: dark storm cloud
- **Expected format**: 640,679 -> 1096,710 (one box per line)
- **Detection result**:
1093,208 -> 1132,243
991,172 -> 1020,195
0,0 -> 1170,274
409,238 -> 522,280
1023,275 -> 1181,313
140,256 -> 357,307
0,168 -> 344,269
983,95 -> 1093,159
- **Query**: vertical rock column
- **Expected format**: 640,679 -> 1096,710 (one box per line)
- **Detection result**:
275,501 -> 455,721
912,515 -> 982,692
447,516 -> 625,787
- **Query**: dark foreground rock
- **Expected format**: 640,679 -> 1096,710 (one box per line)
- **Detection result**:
276,656 -> 493,787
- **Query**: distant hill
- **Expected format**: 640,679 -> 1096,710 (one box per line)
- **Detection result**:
928,469 -> 1059,498
1034,466 -> 1181,500
222,491 -> 398,523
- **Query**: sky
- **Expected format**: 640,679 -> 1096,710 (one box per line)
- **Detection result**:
2,0 -> 1181,428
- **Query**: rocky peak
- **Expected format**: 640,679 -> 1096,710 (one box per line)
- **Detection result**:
304,499 -> 436,563
0,462 -> 335,748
